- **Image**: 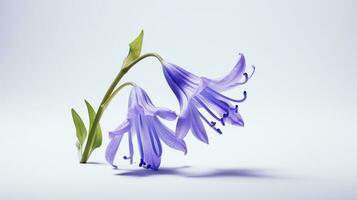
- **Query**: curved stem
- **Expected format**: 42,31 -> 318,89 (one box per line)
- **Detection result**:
102,82 -> 135,109
127,53 -> 163,68
80,52 -> 163,163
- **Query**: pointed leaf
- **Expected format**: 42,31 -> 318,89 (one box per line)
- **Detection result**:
123,30 -> 144,68
71,109 -> 87,149
84,100 -> 103,155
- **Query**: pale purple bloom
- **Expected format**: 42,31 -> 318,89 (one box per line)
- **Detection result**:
105,86 -> 187,170
162,53 -> 255,143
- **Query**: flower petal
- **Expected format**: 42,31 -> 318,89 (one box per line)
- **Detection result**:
137,115 -> 161,170
105,133 -> 125,168
197,90 -> 230,117
146,116 -> 163,157
134,86 -> 177,120
208,53 -> 246,91
109,119 -> 130,138
175,109 -> 192,139
225,108 -> 245,126
106,119 -> 130,168
153,117 -> 187,154
162,65 -> 189,111
155,107 -> 177,121
133,114 -> 145,161
128,129 -> 134,164
163,62 -> 200,92
190,107 -> 209,144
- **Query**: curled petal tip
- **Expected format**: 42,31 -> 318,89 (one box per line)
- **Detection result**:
182,146 -> 188,155
183,142 -> 188,155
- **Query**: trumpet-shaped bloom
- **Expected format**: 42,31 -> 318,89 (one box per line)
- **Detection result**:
105,86 -> 187,170
162,53 -> 254,143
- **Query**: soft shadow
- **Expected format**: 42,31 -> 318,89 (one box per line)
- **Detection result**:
185,168 -> 275,178
115,166 -> 191,177
115,166 -> 277,179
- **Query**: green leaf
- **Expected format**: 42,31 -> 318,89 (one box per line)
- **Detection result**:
122,30 -> 144,68
71,109 -> 87,149
84,100 -> 102,155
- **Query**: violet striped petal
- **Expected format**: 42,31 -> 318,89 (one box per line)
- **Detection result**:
190,106 -> 209,144
105,133 -> 125,168
153,117 -> 187,154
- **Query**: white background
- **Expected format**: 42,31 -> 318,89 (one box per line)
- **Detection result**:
1,0 -> 356,199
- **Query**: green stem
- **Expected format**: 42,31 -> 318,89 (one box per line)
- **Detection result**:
80,53 -> 163,163
102,82 -> 136,109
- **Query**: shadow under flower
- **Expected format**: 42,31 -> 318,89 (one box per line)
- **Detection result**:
187,169 -> 277,178
115,166 -> 278,179
114,166 -> 191,177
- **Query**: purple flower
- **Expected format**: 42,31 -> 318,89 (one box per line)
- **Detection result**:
162,53 -> 254,143
105,86 -> 187,170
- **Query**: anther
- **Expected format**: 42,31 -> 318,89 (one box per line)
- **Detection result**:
210,121 -> 216,127
139,159 -> 147,167
220,118 -> 225,126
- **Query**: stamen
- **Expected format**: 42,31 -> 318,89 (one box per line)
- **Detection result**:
207,88 -> 247,103
210,121 -> 216,127
194,97 -> 221,121
139,159 -> 146,167
220,112 -> 232,126
238,65 -> 255,85
239,73 -> 249,85
200,90 -> 230,114
248,65 -> 256,79
220,117 -> 225,126
123,156 -> 132,160
198,111 -> 223,135
213,126 -> 223,134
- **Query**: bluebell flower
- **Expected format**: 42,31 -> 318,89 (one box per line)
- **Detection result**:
162,53 -> 254,143
105,86 -> 187,170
